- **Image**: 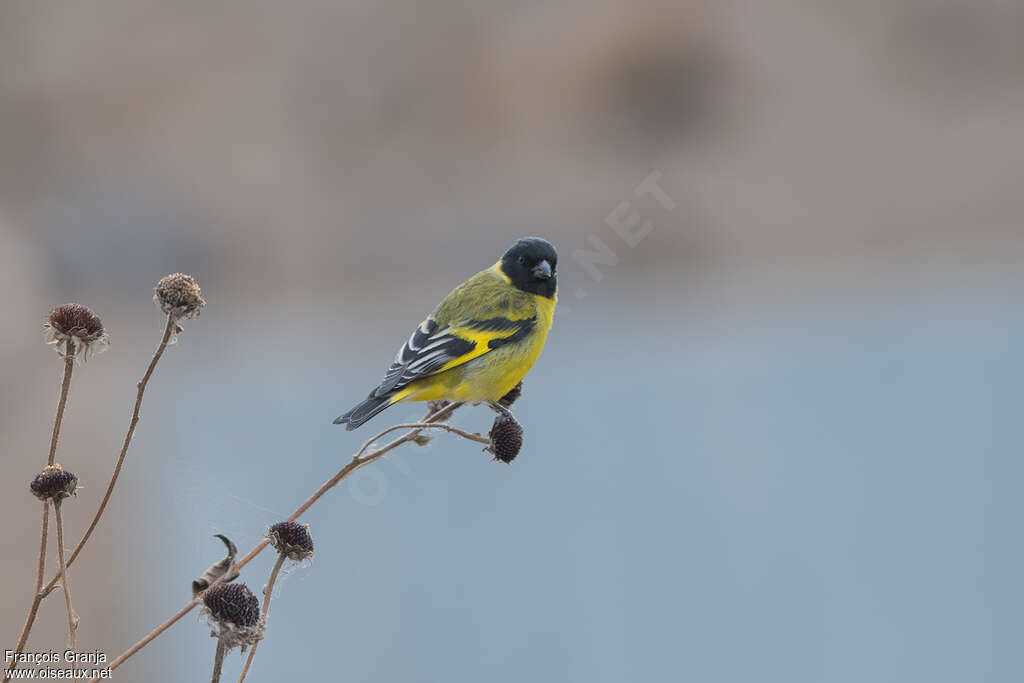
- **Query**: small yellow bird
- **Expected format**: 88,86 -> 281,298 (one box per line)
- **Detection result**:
334,237 -> 558,430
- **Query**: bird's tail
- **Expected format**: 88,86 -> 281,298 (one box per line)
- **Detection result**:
333,393 -> 395,431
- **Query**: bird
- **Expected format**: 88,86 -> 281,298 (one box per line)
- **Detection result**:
334,237 -> 557,430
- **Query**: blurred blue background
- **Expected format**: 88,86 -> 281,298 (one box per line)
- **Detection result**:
1,1 -> 1021,682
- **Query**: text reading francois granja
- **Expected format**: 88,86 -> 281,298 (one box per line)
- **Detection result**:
5,650 -> 111,679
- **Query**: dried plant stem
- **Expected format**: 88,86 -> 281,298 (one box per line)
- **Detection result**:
352,421 -> 488,459
3,341 -> 75,683
2,504 -> 50,683
210,640 -> 228,683
48,341 -> 75,465
283,402 -> 467,525
95,597 -> 201,680
53,500 -> 77,654
89,403 -> 472,683
40,314 -> 177,598
236,553 -> 286,683
37,504 -> 51,591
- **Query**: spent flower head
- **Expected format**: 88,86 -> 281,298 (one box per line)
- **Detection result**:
44,304 -> 109,360
155,273 -> 205,320
200,582 -> 264,651
489,414 -> 523,464
267,521 -> 314,562
30,464 -> 79,501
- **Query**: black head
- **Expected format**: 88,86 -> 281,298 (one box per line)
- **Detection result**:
500,237 -> 558,298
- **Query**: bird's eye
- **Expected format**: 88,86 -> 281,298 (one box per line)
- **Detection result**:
517,256 -> 525,265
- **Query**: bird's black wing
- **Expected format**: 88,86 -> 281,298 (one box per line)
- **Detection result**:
370,318 -> 474,397
371,315 -> 535,397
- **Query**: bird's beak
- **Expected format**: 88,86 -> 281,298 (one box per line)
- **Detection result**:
532,259 -> 552,279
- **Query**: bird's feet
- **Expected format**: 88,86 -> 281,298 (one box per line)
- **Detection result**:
488,401 -> 516,421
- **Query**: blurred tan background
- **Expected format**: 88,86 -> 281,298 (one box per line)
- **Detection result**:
2,2 -> 1021,682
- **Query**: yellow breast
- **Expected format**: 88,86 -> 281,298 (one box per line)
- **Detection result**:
399,290 -> 556,404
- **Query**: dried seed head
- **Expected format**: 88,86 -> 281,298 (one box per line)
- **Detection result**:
154,273 -> 205,320
30,464 -> 79,501
498,382 -> 523,408
200,582 -> 264,650
44,304 -> 109,359
47,304 -> 104,339
202,583 -> 260,627
267,522 -> 315,562
488,414 -> 524,464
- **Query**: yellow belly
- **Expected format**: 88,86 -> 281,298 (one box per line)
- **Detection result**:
392,292 -> 555,404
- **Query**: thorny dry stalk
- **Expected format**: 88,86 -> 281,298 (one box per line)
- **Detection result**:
4,340 -> 74,683
87,402 -> 483,683
40,314 -> 177,599
235,553 -> 287,683
52,500 -> 77,655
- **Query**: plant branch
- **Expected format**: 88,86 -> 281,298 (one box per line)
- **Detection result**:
41,314 -> 177,598
47,340 -> 75,466
2,503 -> 49,683
88,403 -> 472,682
94,597 -> 201,680
53,500 -> 77,654
4,340 -> 74,683
352,420 -> 488,460
210,639 -> 227,683
236,553 -> 286,683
